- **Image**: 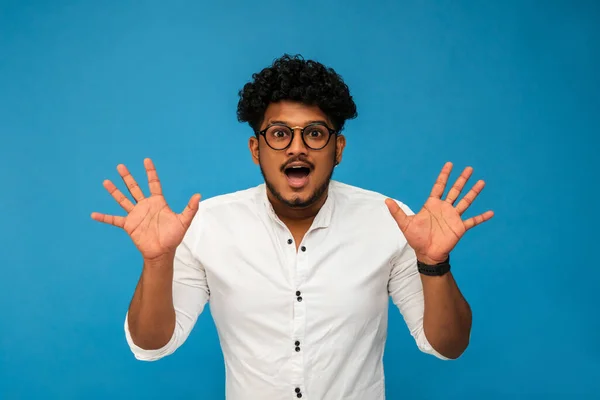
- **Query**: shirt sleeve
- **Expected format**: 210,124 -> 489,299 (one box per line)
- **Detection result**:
387,200 -> 450,361
124,208 -> 210,361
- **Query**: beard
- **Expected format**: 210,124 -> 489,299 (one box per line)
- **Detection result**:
259,157 -> 336,209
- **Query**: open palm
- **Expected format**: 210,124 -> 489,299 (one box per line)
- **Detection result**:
91,158 -> 201,261
386,162 -> 494,264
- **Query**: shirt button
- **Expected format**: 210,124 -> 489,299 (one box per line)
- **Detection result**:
296,291 -> 301,296
295,388 -> 300,393
295,346 -> 301,352
287,238 -> 293,244
295,341 -> 300,346
300,245 -> 306,252
297,296 -> 303,302
297,394 -> 303,398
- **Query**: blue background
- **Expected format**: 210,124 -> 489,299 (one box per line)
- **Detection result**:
1,0 -> 598,398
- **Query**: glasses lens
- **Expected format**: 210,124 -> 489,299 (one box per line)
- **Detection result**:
264,125 -> 293,149
303,125 -> 331,149
263,124 -> 333,150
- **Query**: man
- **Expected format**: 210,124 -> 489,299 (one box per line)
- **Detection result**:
91,54 -> 493,399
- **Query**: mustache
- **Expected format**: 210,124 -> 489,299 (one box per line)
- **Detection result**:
281,156 -> 314,172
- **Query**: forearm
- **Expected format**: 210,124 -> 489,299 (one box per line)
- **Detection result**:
420,271 -> 472,359
127,253 -> 176,350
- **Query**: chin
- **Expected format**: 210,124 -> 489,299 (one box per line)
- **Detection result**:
260,163 -> 334,209
271,185 -> 314,208
273,179 -> 332,209
282,192 -> 316,208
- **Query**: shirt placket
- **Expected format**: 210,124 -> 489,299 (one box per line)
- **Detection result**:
288,235 -> 309,399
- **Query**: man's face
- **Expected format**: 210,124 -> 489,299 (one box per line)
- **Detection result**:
249,101 -> 346,209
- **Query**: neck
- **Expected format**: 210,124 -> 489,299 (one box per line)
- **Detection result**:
267,189 -> 329,226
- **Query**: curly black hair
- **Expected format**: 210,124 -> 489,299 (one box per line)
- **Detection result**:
236,54 -> 358,133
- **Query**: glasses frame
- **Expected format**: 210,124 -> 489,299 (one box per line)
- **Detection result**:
256,122 -> 338,150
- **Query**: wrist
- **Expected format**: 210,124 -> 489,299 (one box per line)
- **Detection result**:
416,253 -> 448,265
141,254 -> 175,289
143,252 -> 175,269
417,255 -> 451,276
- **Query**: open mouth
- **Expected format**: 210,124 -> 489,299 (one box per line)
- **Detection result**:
284,166 -> 311,188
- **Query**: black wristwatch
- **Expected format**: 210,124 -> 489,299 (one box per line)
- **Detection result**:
417,256 -> 451,276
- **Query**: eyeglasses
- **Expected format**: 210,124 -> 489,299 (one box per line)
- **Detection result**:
257,122 -> 337,150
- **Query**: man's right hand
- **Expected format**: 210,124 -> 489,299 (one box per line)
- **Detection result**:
91,158 -> 201,262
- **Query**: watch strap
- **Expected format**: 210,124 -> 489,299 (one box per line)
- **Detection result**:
417,256 -> 451,276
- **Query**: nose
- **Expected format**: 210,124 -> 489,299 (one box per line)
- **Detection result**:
286,128 -> 308,156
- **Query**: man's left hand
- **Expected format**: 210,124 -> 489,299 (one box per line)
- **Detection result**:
385,162 -> 494,265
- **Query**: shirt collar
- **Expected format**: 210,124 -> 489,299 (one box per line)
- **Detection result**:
259,181 -> 336,230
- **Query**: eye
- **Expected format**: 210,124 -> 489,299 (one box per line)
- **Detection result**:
266,126 -> 291,139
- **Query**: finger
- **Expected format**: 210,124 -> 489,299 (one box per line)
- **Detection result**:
385,198 -> 409,231
144,158 -> 163,196
117,164 -> 146,202
455,180 -> 485,215
178,194 -> 202,228
430,162 -> 453,199
445,166 -> 473,205
103,179 -> 135,212
90,212 -> 126,228
464,210 -> 494,230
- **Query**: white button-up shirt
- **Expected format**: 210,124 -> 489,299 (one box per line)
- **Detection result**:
124,180 -> 448,399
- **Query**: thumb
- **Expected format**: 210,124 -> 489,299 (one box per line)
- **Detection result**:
179,193 -> 202,228
385,198 -> 409,231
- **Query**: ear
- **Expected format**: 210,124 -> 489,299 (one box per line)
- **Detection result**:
335,134 -> 346,165
249,136 -> 260,165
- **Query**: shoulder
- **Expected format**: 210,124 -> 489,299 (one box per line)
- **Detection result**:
329,180 -> 416,262
329,180 -> 414,215
184,184 -> 265,236
197,184 -> 264,214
